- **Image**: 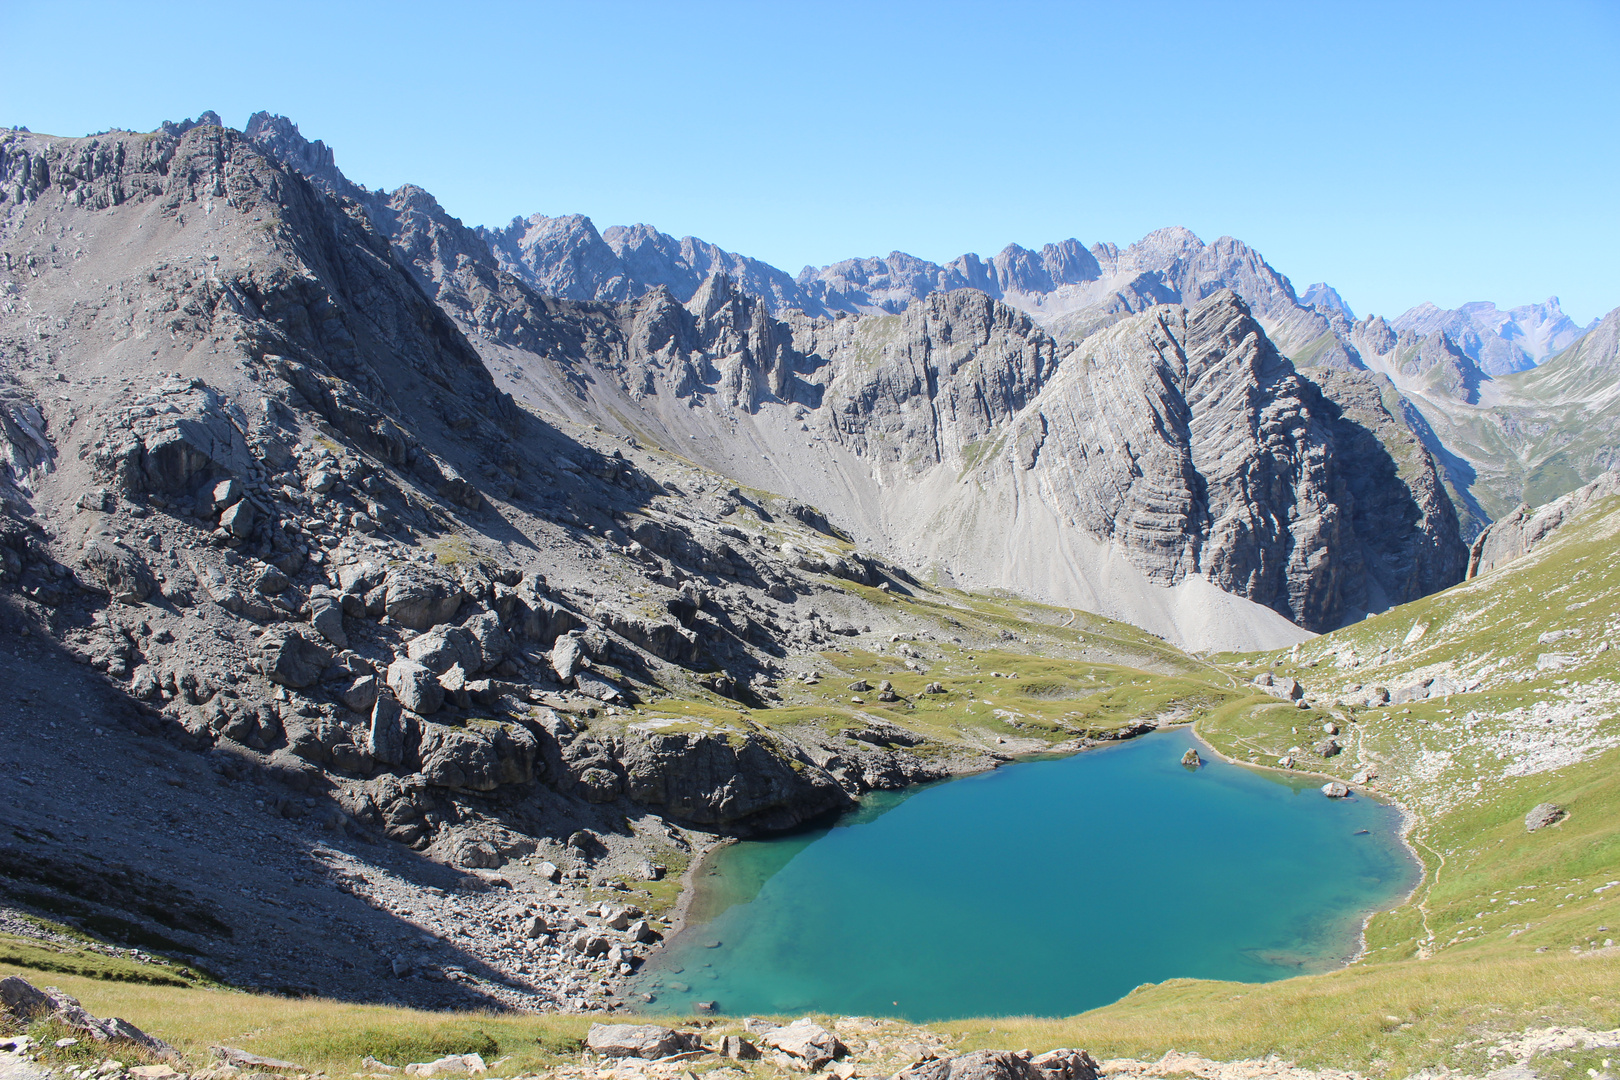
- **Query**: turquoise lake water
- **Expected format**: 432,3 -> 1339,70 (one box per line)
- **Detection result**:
629,728 -> 1417,1021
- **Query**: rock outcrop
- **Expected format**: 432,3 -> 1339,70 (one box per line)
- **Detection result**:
1466,470 -> 1620,577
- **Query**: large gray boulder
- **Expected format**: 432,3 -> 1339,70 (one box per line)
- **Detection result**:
384,569 -> 466,630
461,610 -> 510,670
621,729 -> 852,829
1030,1050 -> 1100,1080
79,537 -> 157,605
585,1023 -> 701,1059
387,657 -> 444,715
368,694 -> 416,766
598,608 -> 701,665
199,477 -> 243,516
257,629 -> 333,688
1525,802 -> 1566,832
518,593 -> 583,644
219,499 -> 256,538
418,722 -> 537,790
309,594 -> 348,648
0,976 -> 176,1058
759,1019 -> 846,1070
551,634 -> 587,681
898,1051 -> 1042,1080
407,624 -> 482,674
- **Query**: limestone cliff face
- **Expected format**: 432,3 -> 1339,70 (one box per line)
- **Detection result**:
575,281 -> 1467,637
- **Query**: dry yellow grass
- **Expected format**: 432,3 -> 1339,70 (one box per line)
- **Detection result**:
944,950 -> 1620,1077
0,965 -> 591,1075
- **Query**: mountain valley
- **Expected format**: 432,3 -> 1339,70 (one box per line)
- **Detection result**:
1,110 -> 1618,1080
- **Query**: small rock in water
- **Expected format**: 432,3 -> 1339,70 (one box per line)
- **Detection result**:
1321,781 -> 1350,798
1180,748 -> 1202,769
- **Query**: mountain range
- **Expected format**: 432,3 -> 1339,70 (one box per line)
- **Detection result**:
0,107 -> 1617,1014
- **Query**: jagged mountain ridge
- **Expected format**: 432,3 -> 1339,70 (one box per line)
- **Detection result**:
230,111 -> 1470,648
1345,302 -> 1620,519
241,113 -> 1620,532
1393,297 -> 1592,377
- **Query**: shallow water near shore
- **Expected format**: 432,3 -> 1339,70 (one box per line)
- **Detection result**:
630,727 -> 1417,1021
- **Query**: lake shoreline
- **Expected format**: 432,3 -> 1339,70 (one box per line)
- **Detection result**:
632,725 -> 1416,1019
1186,724 -> 1426,967
652,728 -> 1146,946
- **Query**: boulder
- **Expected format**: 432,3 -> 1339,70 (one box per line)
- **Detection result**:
0,975 -> 48,1015
759,1018 -> 847,1069
1322,781 -> 1351,798
211,1047 -> 302,1072
387,658 -> 444,715
202,477 -> 244,515
343,675 -> 380,714
258,629 -> 333,689
1252,673 -> 1304,701
599,609 -> 701,665
452,841 -> 502,870
80,538 -> 157,604
1525,802 -> 1566,832
309,595 -> 348,648
898,1050 -> 1041,1080
575,670 -> 622,702
417,722 -> 537,790
254,564 -> 292,595
585,1023 -> 701,1059
403,1054 -> 485,1077
335,559 -> 384,595
518,595 -> 584,644
77,488 -> 115,512
1181,748 -> 1202,768
1030,1049 -> 1100,1080
219,499 -> 256,538
551,634 -> 587,681
1314,739 -> 1341,758
462,610 -> 510,670
0,977 -> 175,1059
369,696 -> 417,773
384,570 -> 466,630
719,1035 -> 759,1061
407,625 -> 482,675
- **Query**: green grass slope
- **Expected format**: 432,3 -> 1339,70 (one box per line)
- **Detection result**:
9,502 -> 1620,1079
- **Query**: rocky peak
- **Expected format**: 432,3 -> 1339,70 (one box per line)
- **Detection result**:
243,112 -> 350,199
1302,282 -> 1354,319
158,110 -> 224,139
1099,225 -> 1206,277
480,212 -> 630,303
1353,315 -> 1398,356
1393,295 -> 1592,376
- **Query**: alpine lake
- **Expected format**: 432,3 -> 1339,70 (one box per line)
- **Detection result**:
629,727 -> 1418,1021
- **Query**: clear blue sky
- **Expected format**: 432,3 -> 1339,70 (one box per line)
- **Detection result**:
5,0 -> 1618,323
